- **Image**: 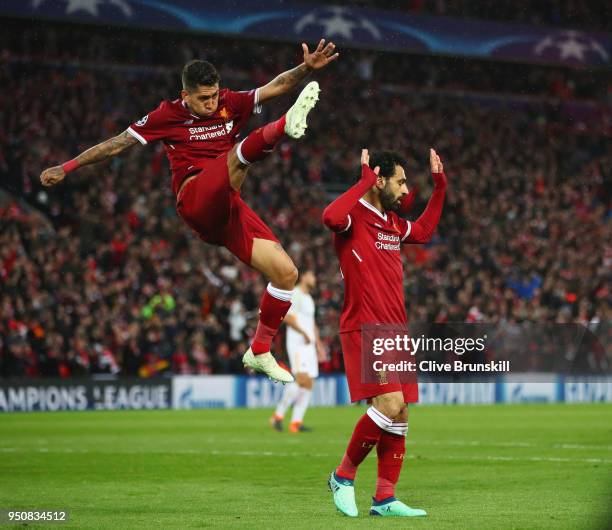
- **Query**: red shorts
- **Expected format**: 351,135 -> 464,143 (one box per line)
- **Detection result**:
340,330 -> 419,403
176,153 -> 279,265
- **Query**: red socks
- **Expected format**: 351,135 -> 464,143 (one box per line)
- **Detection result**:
336,406 -> 408,501
237,115 -> 286,164
262,115 -> 286,144
251,283 -> 292,355
336,413 -> 382,481
374,431 -> 406,501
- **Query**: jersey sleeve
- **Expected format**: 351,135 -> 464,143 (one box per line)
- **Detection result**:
335,214 -> 353,234
398,217 -> 413,243
127,101 -> 171,145
225,89 -> 262,118
322,164 -> 377,234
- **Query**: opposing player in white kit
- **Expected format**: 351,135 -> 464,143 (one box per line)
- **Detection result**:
270,271 -> 326,432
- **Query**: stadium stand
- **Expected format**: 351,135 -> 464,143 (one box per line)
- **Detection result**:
1,22 -> 609,377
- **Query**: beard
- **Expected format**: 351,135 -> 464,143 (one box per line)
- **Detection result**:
380,186 -> 402,212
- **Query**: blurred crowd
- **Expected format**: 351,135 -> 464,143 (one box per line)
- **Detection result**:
1,23 -> 610,378
2,19 -> 609,102
319,0 -> 611,33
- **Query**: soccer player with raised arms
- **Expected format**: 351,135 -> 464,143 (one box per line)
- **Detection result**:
323,148 -> 447,517
39,40 -> 338,383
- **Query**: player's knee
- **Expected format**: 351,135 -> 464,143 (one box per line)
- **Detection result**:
385,403 -> 404,420
296,373 -> 311,389
395,405 -> 408,423
286,263 -> 299,286
374,395 -> 404,419
271,261 -> 298,290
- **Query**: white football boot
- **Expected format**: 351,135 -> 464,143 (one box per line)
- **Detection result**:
284,81 -> 320,139
242,348 -> 294,384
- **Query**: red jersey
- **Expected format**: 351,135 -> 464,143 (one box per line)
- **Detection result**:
333,198 -> 414,333
127,88 -> 261,195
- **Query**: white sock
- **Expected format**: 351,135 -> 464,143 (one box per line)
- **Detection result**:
275,382 -> 299,418
367,406 -> 408,436
236,139 -> 251,165
290,387 -> 312,424
267,283 -> 293,302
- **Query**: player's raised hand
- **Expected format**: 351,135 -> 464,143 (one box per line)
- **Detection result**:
361,148 -> 370,167
430,148 -> 444,174
361,148 -> 380,175
429,148 -> 447,187
40,165 -> 66,187
302,39 -> 339,70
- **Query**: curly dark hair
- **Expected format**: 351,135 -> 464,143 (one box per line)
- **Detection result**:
182,60 -> 220,92
369,151 -> 407,178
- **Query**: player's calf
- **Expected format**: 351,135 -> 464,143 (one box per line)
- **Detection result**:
235,115 -> 286,167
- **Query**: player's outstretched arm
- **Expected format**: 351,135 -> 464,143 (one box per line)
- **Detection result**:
40,130 -> 139,187
322,149 -> 379,232
284,314 -> 312,344
257,39 -> 339,103
315,325 -> 327,362
405,148 -> 447,243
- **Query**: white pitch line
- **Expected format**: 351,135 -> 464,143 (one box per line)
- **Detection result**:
552,443 -> 612,451
3,435 -> 611,453
195,437 -> 612,451
1,447 -> 611,464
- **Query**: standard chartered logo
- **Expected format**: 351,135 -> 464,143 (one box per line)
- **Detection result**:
375,231 -> 400,251
189,121 -> 233,141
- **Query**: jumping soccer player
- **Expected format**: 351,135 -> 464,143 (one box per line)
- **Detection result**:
270,270 -> 326,432
39,40 -> 339,383
322,148 -> 447,517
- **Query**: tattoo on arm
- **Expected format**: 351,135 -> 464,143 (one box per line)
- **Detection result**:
75,130 -> 139,167
272,63 -> 311,90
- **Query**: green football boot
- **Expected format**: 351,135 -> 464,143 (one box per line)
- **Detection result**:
328,471 -> 358,517
370,497 -> 427,517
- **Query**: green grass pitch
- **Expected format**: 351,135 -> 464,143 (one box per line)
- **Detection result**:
1,404 -> 611,529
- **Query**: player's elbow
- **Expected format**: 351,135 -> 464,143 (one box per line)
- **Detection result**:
321,207 -> 333,227
322,207 -> 341,231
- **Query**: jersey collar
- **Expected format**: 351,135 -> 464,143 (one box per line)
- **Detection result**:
359,198 -> 387,221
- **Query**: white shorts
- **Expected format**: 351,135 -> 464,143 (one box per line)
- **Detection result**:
286,342 -> 319,378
